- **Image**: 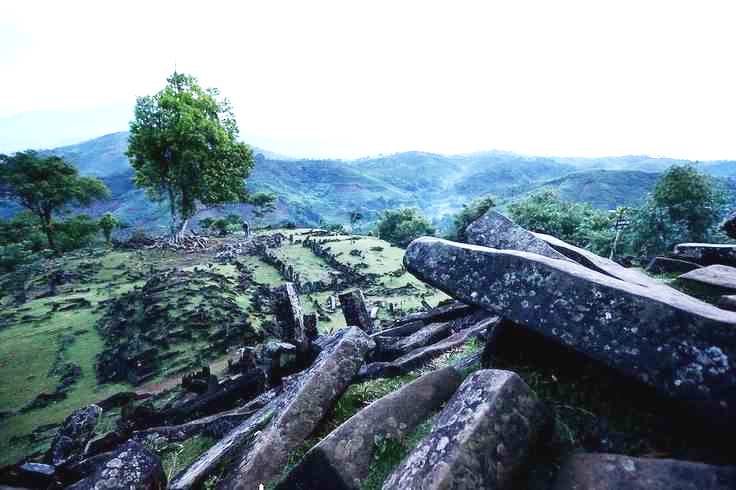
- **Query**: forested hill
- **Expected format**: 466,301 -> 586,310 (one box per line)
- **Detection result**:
5,131 -> 734,232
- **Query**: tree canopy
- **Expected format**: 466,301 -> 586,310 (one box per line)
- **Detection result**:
375,208 -> 435,248
0,151 -> 109,253
127,72 -> 257,235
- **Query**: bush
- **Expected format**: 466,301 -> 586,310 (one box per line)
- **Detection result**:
375,208 -> 435,248
448,195 -> 496,242
508,191 -> 616,255
55,214 -> 99,252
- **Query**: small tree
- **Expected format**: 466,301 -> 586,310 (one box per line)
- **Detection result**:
375,208 -> 435,247
0,151 -> 110,254
99,213 -> 120,243
127,72 -> 257,241
449,195 -> 496,242
650,164 -> 727,243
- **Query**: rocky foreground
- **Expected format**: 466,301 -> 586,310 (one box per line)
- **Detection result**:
3,211 -> 736,489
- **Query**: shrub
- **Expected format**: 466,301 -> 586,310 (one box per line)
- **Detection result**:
375,208 -> 435,248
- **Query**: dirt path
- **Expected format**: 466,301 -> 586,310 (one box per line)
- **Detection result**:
135,356 -> 231,395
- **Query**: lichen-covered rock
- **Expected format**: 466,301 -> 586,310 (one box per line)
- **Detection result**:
673,243 -> 736,267
278,367 -> 463,490
535,232 -> 662,288
721,211 -> 736,240
383,369 -> 547,490
678,265 -> 736,292
46,404 -> 102,466
465,210 -> 569,261
553,453 -> 736,490
404,237 -> 736,422
67,440 -> 165,490
218,327 -> 374,489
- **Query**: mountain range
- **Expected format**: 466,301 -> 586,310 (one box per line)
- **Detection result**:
2,131 -> 735,233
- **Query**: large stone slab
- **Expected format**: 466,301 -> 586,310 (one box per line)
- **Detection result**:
465,210 -> 569,261
277,367 -> 463,490
673,243 -> 736,267
218,327 -> 374,489
404,237 -> 736,420
646,256 -> 701,275
678,265 -> 736,291
272,282 -> 308,350
553,453 -> 736,490
721,211 -> 736,239
383,369 -> 547,490
719,295 -> 736,312
535,232 -> 662,288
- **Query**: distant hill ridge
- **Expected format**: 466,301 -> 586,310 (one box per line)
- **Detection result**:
3,131 -> 734,231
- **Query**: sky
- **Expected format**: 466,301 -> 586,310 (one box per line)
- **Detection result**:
1,0 -> 735,160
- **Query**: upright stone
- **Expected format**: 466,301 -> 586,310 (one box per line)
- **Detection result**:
465,210 -> 569,261
553,453 -> 736,490
278,367 -> 464,489
404,237 -> 736,422
383,369 -> 547,490
339,289 -> 373,333
303,313 -> 318,340
272,283 -> 307,349
218,327 -> 374,490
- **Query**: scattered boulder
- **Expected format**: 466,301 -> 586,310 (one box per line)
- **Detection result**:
387,301 -> 475,328
465,210 -> 569,261
66,440 -> 165,490
339,290 -> 373,333
404,237 -> 736,422
718,295 -> 736,312
678,265 -> 736,292
672,243 -> 736,267
218,327 -> 374,489
383,369 -> 548,490
278,367 -> 464,489
721,211 -> 736,240
553,453 -> 736,490
646,256 -> 702,275
0,462 -> 58,488
45,404 -> 102,466
374,322 -> 453,361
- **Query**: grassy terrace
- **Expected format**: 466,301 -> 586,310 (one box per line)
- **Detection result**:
0,229 -> 447,465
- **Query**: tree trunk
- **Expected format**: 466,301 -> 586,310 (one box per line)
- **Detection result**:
40,214 -> 58,255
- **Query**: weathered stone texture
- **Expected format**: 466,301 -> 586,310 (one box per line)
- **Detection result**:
678,264 -> 736,291
465,210 -> 569,261
46,404 -> 102,466
218,327 -> 374,489
339,289 -> 373,333
404,237 -> 736,419
272,282 -> 307,349
67,440 -> 166,490
646,256 -> 701,275
278,367 -> 463,489
383,369 -> 547,490
553,453 -> 736,490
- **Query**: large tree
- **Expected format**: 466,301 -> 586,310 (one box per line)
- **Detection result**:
128,72 -> 262,240
0,151 -> 110,253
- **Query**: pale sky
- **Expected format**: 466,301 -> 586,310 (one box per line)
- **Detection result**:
1,0 -> 735,160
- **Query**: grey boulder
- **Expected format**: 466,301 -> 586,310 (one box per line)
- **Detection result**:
553,453 -> 736,490
383,369 -> 547,490
67,440 -> 165,490
672,243 -> 736,267
277,366 -> 463,489
404,237 -> 736,422
46,404 -> 102,466
678,265 -> 736,292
